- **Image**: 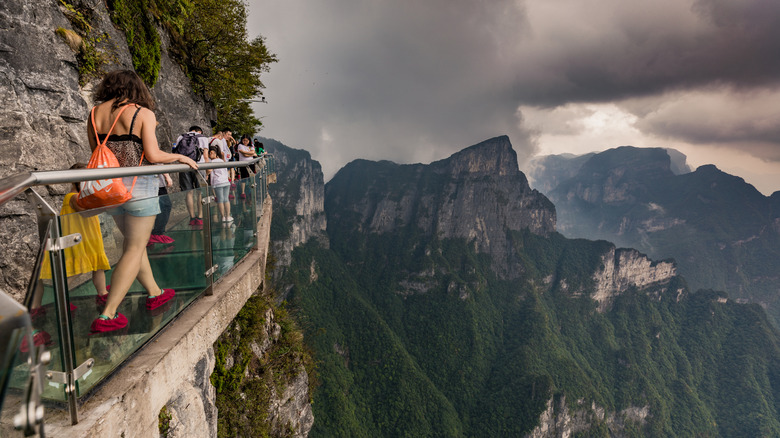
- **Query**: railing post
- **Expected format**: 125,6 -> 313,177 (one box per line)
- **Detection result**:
246,163 -> 259,251
25,189 -> 80,424
197,173 -> 215,296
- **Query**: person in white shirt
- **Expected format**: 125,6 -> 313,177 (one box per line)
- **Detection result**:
236,134 -> 257,200
209,130 -> 234,182
206,146 -> 233,222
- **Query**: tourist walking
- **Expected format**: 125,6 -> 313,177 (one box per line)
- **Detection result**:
86,69 -> 197,334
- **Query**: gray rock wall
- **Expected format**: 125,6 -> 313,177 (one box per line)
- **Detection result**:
262,138 -> 328,285
591,247 -> 677,312
527,395 -> 649,438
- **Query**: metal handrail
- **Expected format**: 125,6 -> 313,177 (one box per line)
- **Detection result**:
0,155 -> 274,205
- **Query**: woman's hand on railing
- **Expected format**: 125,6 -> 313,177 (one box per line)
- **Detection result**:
178,155 -> 198,170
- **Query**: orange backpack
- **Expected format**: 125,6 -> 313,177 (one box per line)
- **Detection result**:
76,105 -> 145,210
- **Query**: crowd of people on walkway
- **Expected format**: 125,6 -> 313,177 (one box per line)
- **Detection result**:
169,126 -> 265,232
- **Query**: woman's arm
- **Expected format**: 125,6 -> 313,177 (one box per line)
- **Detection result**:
137,108 -> 198,169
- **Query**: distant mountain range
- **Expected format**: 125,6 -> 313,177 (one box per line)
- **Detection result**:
527,146 -> 780,327
266,137 -> 780,437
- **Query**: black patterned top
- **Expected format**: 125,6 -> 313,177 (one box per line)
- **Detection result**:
95,106 -> 152,167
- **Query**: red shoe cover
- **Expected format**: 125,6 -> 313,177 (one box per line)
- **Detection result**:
20,330 -> 53,353
147,289 -> 175,310
149,300 -> 173,317
96,294 -> 108,307
30,307 -> 46,320
90,313 -> 128,334
158,235 -> 175,244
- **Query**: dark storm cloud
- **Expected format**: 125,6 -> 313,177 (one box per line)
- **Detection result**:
249,0 -> 780,179
631,87 -> 780,160
250,0 -> 539,176
512,0 -> 780,106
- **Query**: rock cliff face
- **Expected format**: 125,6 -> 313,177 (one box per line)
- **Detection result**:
591,247 -> 677,312
326,136 -> 556,277
261,138 -> 327,280
528,395 -> 650,438
0,0 -> 212,299
1,3 -> 311,437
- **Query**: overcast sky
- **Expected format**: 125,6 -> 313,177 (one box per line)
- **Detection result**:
247,0 -> 780,195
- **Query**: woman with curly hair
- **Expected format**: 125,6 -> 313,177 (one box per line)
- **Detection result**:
86,69 -> 198,334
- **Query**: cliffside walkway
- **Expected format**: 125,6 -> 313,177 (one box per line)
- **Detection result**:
0,156 -> 275,434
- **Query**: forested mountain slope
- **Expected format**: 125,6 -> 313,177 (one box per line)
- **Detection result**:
272,138 -> 780,437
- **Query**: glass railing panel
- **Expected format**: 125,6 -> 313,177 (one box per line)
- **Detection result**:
19,224 -> 68,402
0,326 -> 32,433
210,174 -> 257,282
48,186 -> 208,397
2,291 -> 46,432
254,164 -> 266,216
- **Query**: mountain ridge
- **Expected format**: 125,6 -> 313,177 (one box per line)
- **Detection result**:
529,146 -> 780,326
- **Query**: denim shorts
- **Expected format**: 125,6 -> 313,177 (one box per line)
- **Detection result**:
213,184 -> 230,203
107,175 -> 161,217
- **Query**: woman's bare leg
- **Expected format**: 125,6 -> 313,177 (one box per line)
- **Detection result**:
134,247 -> 162,297
103,214 -> 155,318
92,270 -> 107,295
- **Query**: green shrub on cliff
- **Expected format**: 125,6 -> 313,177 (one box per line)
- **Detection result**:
57,1 -> 111,85
211,294 -> 313,437
106,0 -> 161,86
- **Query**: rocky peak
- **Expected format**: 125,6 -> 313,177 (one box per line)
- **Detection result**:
431,135 -> 520,178
554,146 -> 677,205
326,136 -> 556,278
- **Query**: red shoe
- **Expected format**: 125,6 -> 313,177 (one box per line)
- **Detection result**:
158,235 -> 175,244
240,193 -> 247,200
96,293 -> 108,307
195,218 -> 204,225
30,307 -> 46,320
228,194 -> 235,200
20,329 -> 53,353
89,312 -> 128,335
146,289 -> 175,310
149,300 -> 173,317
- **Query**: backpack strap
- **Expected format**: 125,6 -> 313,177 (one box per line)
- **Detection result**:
90,104 -> 131,148
89,104 -> 145,196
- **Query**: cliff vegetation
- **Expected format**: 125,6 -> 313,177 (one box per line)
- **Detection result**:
211,289 -> 315,437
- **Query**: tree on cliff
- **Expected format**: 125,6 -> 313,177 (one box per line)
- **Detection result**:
174,0 -> 277,134
105,0 -> 277,133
